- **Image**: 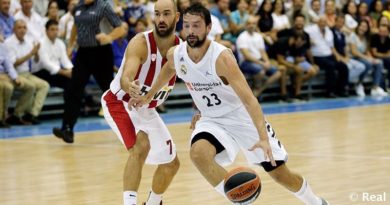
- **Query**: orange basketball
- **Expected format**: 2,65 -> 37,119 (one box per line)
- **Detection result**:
224,167 -> 261,205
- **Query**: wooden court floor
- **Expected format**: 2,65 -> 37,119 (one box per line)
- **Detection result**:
1,105 -> 389,205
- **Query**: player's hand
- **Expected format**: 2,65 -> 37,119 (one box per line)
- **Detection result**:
128,80 -> 141,98
190,113 -> 201,130
249,140 -> 276,167
128,95 -> 153,111
96,33 -> 113,45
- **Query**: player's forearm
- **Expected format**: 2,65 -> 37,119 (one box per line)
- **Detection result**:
146,67 -> 176,99
243,97 -> 268,141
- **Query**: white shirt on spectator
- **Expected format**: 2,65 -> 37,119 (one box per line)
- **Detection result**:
10,0 -> 21,15
4,34 -> 34,74
305,24 -> 334,57
272,13 -> 290,30
236,30 -> 265,64
345,14 -> 358,31
207,15 -> 223,41
14,10 -> 45,42
32,35 -> 73,74
59,12 -> 74,42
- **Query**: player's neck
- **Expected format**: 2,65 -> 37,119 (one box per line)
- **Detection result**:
153,30 -> 176,46
186,39 -> 211,64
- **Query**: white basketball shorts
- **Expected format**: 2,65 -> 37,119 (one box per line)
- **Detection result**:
191,106 -> 288,167
101,90 -> 176,165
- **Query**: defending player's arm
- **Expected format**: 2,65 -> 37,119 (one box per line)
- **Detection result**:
216,49 -> 276,167
131,46 -> 177,108
120,34 -> 147,97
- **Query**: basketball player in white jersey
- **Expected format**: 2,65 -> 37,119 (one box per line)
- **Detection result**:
100,0 -> 180,205
130,3 -> 329,205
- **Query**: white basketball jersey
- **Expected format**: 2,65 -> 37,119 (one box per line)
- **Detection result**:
110,30 -> 180,108
174,41 -> 243,117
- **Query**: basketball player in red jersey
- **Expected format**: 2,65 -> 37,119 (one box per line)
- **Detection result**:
131,3 -> 329,205
100,0 -> 180,204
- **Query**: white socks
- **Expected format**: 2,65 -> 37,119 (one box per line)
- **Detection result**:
123,191 -> 137,205
293,178 -> 322,205
145,190 -> 162,205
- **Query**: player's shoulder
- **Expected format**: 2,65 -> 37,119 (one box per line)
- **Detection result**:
126,33 -> 148,55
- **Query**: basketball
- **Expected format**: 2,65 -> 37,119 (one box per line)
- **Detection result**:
224,167 -> 261,205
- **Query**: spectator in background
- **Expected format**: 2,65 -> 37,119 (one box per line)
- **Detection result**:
210,0 -> 234,43
59,0 -> 78,44
0,34 -> 20,128
9,0 -> 20,15
275,32 -> 319,100
308,0 -> 321,24
248,0 -> 258,15
124,0 -> 146,40
287,0 -> 310,25
357,2 -> 372,26
33,20 -> 72,91
325,0 -> 337,27
331,15 -> 365,97
33,0 -> 49,17
0,0 -> 14,39
236,16 -> 287,100
306,16 -> 349,97
53,0 -> 127,143
342,0 -> 358,34
229,0 -> 249,44
256,0 -> 275,45
176,0 -> 191,39
372,14 -> 390,33
382,1 -> 390,21
272,0 -> 290,32
14,0 -> 45,42
43,0 -> 59,24
371,25 -> 390,91
5,20 -> 49,125
369,0 -> 383,28
349,20 -> 386,97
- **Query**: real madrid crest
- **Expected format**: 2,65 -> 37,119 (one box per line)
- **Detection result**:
180,64 -> 187,75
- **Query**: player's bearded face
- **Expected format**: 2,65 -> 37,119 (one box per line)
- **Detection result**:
186,32 -> 207,48
155,18 -> 176,37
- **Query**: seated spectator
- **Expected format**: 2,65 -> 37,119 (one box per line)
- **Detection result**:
229,0 -> 249,43
236,16 -> 287,100
369,0 -> 383,29
325,0 -> 337,27
0,34 -> 20,128
124,0 -> 146,40
5,20 -> 49,124
247,0 -> 258,16
287,0 -> 310,25
210,0 -> 235,44
32,20 -> 72,91
14,0 -> 45,42
371,25 -> 390,92
0,0 -> 14,39
58,0 -> 77,44
275,32 -> 319,100
256,0 -> 275,45
372,15 -> 390,33
331,15 -> 365,96
308,0 -> 321,24
272,0 -> 290,32
342,0 -> 358,34
33,0 -> 49,17
305,16 -> 349,97
348,20 -> 385,97
357,2 -> 373,27
42,0 -> 59,24
382,1 -> 390,21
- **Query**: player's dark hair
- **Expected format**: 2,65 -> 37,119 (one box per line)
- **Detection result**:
183,2 -> 212,26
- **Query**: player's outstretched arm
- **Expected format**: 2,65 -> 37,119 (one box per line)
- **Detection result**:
131,46 -> 178,108
216,49 -> 276,166
120,34 -> 147,96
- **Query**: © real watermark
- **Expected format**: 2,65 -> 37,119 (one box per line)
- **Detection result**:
349,192 -> 387,203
